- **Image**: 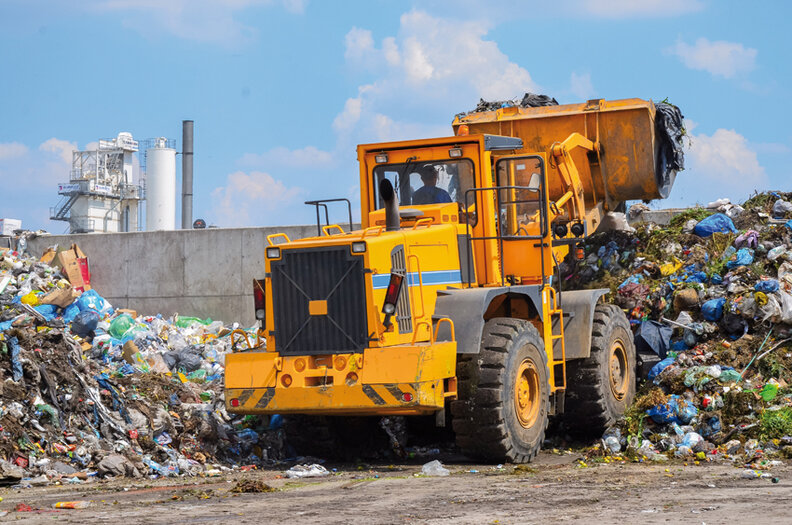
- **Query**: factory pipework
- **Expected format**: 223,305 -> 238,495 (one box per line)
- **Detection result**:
181,120 -> 194,229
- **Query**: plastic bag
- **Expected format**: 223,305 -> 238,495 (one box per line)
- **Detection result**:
420,460 -> 450,477
726,248 -> 754,269
648,357 -> 675,382
767,245 -> 787,261
761,290 -> 792,324
693,213 -> 737,237
772,199 -> 792,218
635,321 -> 673,359
755,280 -> 780,293
33,304 -> 58,322
286,464 -> 330,478
76,289 -> 113,316
109,314 -> 135,339
646,394 -> 697,424
734,230 -> 759,249
71,310 -> 100,337
701,298 -> 725,321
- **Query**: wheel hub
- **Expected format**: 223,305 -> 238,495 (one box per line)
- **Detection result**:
609,340 -> 629,401
514,359 -> 540,428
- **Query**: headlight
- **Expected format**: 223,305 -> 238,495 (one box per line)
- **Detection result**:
375,153 -> 388,163
255,308 -> 266,320
351,241 -> 366,253
266,247 -> 281,259
383,303 -> 396,315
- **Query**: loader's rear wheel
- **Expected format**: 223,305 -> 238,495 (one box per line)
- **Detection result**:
451,318 -> 549,463
564,303 -> 636,437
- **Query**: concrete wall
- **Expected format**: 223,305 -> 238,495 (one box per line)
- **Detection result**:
26,225 -> 326,326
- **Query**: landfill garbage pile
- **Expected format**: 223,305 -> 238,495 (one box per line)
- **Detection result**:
560,191 -> 792,473
0,247 -> 285,486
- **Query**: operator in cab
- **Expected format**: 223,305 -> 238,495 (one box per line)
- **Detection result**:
412,166 -> 452,205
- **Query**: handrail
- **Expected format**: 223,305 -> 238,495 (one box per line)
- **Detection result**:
361,225 -> 384,237
304,198 -> 354,236
230,329 -> 255,351
412,217 -> 433,230
266,233 -> 291,246
433,317 -> 455,344
322,224 -> 345,236
407,254 -> 425,318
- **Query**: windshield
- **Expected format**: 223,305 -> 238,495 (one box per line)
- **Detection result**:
373,159 -> 475,209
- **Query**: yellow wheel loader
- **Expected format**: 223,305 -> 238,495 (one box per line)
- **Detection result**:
225,98 -> 683,462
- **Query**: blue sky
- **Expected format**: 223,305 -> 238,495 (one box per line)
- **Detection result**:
1,0 -> 790,232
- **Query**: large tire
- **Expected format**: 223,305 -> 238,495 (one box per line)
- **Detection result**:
564,303 -> 636,436
451,318 -> 549,463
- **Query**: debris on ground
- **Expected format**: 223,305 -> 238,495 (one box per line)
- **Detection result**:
561,191 -> 792,476
285,463 -> 330,478
0,244 -> 285,486
230,479 -> 276,493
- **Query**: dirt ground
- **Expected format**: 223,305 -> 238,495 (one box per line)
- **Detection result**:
1,451 -> 789,524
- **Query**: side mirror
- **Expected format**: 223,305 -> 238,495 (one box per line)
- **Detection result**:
527,172 -> 541,193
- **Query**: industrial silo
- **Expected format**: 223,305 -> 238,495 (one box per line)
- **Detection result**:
145,138 -> 177,230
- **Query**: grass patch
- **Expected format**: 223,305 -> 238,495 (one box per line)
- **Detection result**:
759,407 -> 792,440
669,207 -> 713,229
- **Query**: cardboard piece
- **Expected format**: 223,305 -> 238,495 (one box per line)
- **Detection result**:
40,285 -> 79,308
116,309 -> 138,318
40,246 -> 58,265
56,244 -> 91,293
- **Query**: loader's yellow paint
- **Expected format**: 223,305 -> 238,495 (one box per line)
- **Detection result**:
225,98 -> 668,416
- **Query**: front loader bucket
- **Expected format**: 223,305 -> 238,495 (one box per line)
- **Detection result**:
454,98 -> 679,206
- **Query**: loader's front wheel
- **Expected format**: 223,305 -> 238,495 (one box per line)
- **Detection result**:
451,318 -> 549,463
564,303 -> 636,436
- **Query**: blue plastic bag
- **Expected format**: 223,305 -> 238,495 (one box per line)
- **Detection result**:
701,298 -> 726,321
76,289 -> 113,316
33,304 -> 59,322
755,280 -> 780,293
693,213 -> 737,237
647,394 -> 698,424
648,357 -> 675,382
685,271 -> 709,284
726,248 -> 754,269
62,303 -> 80,323
710,273 -> 723,285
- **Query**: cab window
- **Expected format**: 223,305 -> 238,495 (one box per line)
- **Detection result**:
373,159 -> 475,209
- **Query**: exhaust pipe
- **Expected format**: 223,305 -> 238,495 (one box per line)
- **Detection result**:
181,120 -> 194,229
379,178 -> 400,232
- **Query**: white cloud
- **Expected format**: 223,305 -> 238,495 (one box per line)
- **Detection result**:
573,0 -> 704,18
336,10 -> 537,144
39,138 -> 76,165
95,0 -> 306,45
238,146 -> 334,168
668,128 -> 767,206
0,142 -> 28,161
0,137 -> 79,231
569,72 -> 594,100
211,170 -> 303,227
668,38 -> 757,79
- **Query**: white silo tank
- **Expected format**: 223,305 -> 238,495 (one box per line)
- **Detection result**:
145,138 -> 177,230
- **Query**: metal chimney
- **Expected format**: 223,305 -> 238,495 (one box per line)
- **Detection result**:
181,120 -> 194,229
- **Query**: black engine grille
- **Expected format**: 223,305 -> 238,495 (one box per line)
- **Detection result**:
270,246 -> 368,355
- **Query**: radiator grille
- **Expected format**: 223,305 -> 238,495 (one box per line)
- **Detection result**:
270,246 -> 368,355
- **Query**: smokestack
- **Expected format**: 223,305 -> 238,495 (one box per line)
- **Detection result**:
379,178 -> 400,232
181,120 -> 194,229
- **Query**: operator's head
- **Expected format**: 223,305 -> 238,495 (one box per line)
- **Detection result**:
419,166 -> 438,187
